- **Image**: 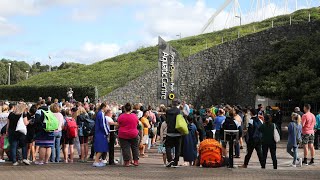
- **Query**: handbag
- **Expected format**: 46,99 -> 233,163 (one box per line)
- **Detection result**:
175,114 -> 189,135
16,115 -> 27,135
273,124 -> 280,143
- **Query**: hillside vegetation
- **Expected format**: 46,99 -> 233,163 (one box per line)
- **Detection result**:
17,8 -> 320,97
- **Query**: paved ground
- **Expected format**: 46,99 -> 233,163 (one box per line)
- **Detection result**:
0,140 -> 320,180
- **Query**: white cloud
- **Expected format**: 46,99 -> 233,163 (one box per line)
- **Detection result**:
0,16 -> 20,36
136,0 -> 214,40
4,50 -> 30,58
70,9 -> 99,22
0,0 -> 41,16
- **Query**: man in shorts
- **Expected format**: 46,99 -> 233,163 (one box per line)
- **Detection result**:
301,104 -> 316,165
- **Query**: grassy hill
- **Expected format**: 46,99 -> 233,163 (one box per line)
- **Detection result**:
17,7 -> 320,97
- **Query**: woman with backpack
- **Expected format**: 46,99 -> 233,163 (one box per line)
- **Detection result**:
76,107 -> 90,163
6,103 -> 30,166
287,113 -> 303,167
259,114 -> 278,169
183,116 -> 198,166
62,109 -> 76,163
50,103 -> 65,163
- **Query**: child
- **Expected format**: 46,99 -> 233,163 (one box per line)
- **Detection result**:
158,119 -> 167,166
287,113 -> 302,167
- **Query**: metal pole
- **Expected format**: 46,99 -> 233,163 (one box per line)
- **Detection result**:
26,71 -> 29,79
309,13 -> 311,22
290,16 -> 292,25
8,63 -> 11,85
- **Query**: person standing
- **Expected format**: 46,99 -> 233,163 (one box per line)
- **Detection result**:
301,104 -> 316,165
34,101 -> 55,165
93,103 -> 110,167
214,109 -> 226,142
0,104 -> 9,162
287,113 -> 302,167
314,110 -> 320,150
50,104 -> 64,163
165,99 -> 181,168
140,110 -> 150,157
257,104 -> 264,116
6,103 -> 30,166
118,103 -> 139,167
259,114 -> 278,169
239,109 -> 263,168
273,107 -> 283,139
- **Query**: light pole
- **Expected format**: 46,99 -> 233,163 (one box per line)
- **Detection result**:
235,15 -> 241,38
8,63 -> 11,85
26,71 -> 29,79
176,33 -> 181,39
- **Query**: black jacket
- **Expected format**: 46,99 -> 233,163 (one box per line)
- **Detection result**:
166,107 -> 180,134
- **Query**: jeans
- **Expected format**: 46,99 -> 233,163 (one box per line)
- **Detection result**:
244,141 -> 263,167
119,136 -> 139,161
287,144 -> 299,164
50,131 -> 62,162
9,131 -> 27,163
234,141 -> 240,157
165,136 -> 182,166
262,143 -> 277,169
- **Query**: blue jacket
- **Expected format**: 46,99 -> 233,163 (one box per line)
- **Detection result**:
288,121 -> 302,147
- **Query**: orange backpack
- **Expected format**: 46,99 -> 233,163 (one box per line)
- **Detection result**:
199,139 -> 224,168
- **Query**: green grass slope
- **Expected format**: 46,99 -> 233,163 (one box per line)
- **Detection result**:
17,8 -> 320,96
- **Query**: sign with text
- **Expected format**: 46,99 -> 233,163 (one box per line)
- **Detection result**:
158,37 -> 179,105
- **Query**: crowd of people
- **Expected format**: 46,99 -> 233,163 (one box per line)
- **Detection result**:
0,97 -> 319,169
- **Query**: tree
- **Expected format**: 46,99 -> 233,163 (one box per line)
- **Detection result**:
253,33 -> 320,102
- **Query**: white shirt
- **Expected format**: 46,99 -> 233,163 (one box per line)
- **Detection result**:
105,116 -> 114,129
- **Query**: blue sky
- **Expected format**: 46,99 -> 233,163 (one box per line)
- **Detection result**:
0,0 -> 318,65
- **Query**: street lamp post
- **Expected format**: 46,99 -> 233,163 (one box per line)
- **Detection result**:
8,63 -> 11,85
176,33 -> 182,39
235,15 -> 241,38
26,71 -> 29,79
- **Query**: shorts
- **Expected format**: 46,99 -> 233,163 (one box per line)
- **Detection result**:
79,136 -> 89,144
142,135 -> 149,145
63,137 -> 75,145
302,134 -> 314,145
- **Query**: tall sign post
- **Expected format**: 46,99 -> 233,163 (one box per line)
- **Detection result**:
158,37 -> 179,106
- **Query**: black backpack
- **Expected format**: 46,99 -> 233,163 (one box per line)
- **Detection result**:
82,118 -> 95,136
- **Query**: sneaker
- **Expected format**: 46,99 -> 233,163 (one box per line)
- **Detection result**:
290,164 -> 296,168
299,158 -> 303,167
23,159 -> 30,165
13,162 -> 19,166
0,159 -> 5,163
101,159 -> 108,164
309,159 -> 314,166
92,162 -> 106,167
302,158 -> 308,166
166,161 -> 174,168
34,161 -> 44,165
133,160 -> 139,166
